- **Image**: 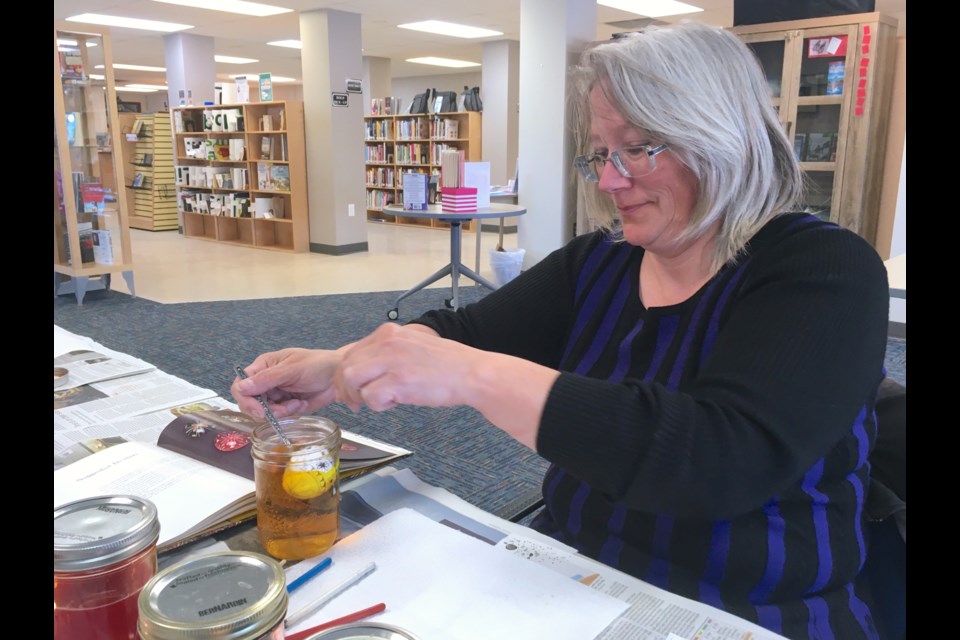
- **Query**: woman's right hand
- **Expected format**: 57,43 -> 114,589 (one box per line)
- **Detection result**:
231,347 -> 345,419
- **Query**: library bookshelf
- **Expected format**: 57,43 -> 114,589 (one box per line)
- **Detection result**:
172,101 -> 308,252
364,111 -> 481,232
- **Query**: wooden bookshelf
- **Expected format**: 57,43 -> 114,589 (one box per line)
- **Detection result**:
171,101 -> 309,252
364,112 -> 481,231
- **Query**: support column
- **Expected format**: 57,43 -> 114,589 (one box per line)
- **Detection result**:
363,56 -> 392,116
163,33 -> 215,109
481,40 -> 520,186
300,9 -> 368,254
517,0 -> 596,266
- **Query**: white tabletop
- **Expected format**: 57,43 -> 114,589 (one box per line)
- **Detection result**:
384,203 -> 526,220
884,253 -> 906,299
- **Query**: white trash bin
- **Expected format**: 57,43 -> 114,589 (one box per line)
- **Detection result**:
489,248 -> 525,287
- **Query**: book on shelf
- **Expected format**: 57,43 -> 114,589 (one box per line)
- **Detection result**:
132,172 -> 145,188
269,164 -> 290,191
132,118 -> 144,137
260,136 -> 273,160
257,162 -> 271,190
59,51 -> 84,78
53,403 -> 412,553
140,152 -> 154,167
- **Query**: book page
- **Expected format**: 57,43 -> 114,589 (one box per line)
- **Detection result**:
53,441 -> 255,550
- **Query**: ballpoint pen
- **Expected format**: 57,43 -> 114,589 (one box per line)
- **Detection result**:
287,557 -> 333,594
285,603 -> 387,640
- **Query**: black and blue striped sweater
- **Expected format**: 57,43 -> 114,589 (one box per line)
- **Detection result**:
414,213 -> 890,639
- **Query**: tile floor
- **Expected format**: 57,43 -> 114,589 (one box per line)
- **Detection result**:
110,222 -> 519,304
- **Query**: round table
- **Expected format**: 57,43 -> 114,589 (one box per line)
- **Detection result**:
382,203 -> 527,319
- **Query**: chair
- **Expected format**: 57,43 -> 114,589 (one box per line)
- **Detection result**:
861,378 -> 906,640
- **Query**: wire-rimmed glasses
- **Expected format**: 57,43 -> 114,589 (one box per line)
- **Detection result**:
574,143 -> 668,183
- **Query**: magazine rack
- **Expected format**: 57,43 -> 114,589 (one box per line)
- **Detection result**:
53,22 -> 135,304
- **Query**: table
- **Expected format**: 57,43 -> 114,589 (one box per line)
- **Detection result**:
884,252 -> 906,299
383,203 -> 527,319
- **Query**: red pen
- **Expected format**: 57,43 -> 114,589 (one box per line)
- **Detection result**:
285,603 -> 387,640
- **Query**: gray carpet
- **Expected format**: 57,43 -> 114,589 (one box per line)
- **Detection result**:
54,288 -> 906,519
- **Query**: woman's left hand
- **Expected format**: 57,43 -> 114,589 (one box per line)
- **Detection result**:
334,323 -> 481,412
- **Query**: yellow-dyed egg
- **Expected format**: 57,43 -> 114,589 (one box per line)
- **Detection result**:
282,447 -> 337,499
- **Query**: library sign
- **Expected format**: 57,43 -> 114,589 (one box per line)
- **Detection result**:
332,93 -> 349,107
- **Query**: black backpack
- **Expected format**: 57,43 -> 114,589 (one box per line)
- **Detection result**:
464,86 -> 483,112
409,87 -> 431,115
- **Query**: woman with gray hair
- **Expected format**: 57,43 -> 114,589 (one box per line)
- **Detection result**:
234,23 -> 888,640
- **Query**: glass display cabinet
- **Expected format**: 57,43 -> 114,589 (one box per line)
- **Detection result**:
54,23 -> 134,304
734,13 -> 898,245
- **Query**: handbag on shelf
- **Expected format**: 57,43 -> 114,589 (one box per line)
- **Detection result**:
409,88 -> 431,115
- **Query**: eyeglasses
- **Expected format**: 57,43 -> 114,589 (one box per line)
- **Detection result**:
574,143 -> 668,183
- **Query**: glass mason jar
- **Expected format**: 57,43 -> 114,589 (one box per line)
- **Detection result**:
137,551 -> 287,640
251,416 -> 341,560
54,495 -> 161,640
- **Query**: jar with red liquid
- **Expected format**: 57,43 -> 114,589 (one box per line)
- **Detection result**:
137,551 -> 288,639
54,495 -> 161,640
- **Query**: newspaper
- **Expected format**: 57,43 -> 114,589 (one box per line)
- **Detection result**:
340,468 -> 787,640
54,370 -> 218,467
54,325 -> 155,389
54,396 -> 234,470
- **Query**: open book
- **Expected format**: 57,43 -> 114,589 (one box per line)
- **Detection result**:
53,408 -> 412,553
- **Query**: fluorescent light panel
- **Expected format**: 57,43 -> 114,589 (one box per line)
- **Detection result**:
117,87 -> 159,93
229,73 -> 297,82
150,0 -> 291,17
114,63 -> 168,72
66,13 -> 193,32
123,84 -> 169,90
406,57 -> 481,69
57,39 -> 98,48
597,0 -> 703,18
398,20 -> 502,39
215,55 -> 258,64
267,40 -> 301,49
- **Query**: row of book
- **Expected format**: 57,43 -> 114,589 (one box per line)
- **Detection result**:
370,96 -> 402,116
182,137 -> 246,162
176,166 -> 249,190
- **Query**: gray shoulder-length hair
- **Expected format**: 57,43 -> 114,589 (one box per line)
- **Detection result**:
570,22 -> 803,271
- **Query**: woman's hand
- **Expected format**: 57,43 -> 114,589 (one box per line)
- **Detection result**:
334,323 -> 479,412
335,323 -> 559,450
231,347 -> 344,419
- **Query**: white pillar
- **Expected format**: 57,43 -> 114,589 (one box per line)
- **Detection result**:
517,0 -> 597,266
363,56 -> 392,116
482,40 -> 520,186
163,33 -> 215,109
300,9 -> 368,254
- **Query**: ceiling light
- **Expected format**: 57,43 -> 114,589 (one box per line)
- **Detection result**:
66,13 -> 193,32
117,87 -> 159,93
267,40 -> 301,49
114,63 -> 168,72
229,73 -> 297,82
398,21 -> 503,39
57,39 -> 98,48
215,55 -> 259,64
598,0 -> 703,18
123,84 -> 169,90
406,57 -> 481,69
89,74 -> 105,80
150,0 -> 291,17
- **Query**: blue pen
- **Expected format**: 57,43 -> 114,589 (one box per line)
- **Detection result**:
287,557 -> 333,594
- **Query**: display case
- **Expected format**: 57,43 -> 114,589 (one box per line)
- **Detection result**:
734,13 -> 898,245
54,23 -> 134,304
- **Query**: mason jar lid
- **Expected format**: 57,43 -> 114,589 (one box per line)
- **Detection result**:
302,622 -> 421,640
138,551 -> 287,639
54,495 -> 160,572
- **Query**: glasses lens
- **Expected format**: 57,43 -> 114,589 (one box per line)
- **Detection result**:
617,147 -> 654,177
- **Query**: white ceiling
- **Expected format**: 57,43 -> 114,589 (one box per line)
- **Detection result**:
54,0 -> 906,90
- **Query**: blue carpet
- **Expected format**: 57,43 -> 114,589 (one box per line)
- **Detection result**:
55,288 -> 906,518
